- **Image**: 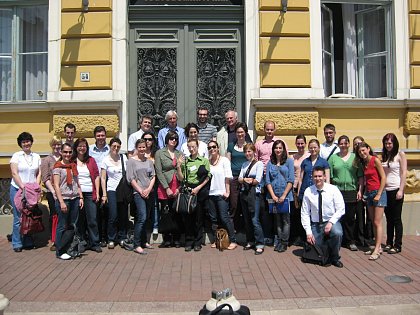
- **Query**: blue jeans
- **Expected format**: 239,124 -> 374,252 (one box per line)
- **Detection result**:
311,221 -> 343,263
275,213 -> 290,244
79,192 -> 100,248
133,193 -> 149,247
55,198 -> 80,256
208,195 -> 237,243
107,190 -> 128,242
10,185 -> 34,250
241,192 -> 264,249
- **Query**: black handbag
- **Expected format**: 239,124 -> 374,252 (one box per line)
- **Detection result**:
175,186 -> 197,214
301,242 -> 330,266
175,158 -> 198,214
116,154 -> 134,204
158,204 -> 179,234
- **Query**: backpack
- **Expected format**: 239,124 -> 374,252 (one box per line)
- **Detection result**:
216,228 -> 230,251
59,224 -> 87,258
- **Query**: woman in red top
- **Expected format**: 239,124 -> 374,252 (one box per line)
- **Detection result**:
355,142 -> 386,261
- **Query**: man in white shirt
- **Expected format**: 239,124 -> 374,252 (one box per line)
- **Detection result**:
319,123 -> 338,160
127,114 -> 153,157
301,166 -> 345,268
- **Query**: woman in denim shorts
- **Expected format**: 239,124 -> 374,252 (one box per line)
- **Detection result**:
355,142 -> 387,261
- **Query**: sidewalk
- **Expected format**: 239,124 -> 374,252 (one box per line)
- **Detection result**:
1,236 -> 419,314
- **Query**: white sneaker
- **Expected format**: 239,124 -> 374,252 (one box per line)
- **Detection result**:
108,241 -> 115,249
59,253 -> 72,260
153,228 -> 158,235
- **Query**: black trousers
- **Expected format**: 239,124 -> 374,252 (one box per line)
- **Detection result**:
341,201 -> 357,245
385,189 -> 404,249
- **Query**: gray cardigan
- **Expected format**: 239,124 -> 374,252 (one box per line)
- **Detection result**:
154,147 -> 182,190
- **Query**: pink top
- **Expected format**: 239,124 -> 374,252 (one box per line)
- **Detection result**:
292,152 -> 309,188
364,156 -> 381,192
255,137 -> 289,172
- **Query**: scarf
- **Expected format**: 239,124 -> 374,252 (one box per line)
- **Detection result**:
53,161 -> 78,186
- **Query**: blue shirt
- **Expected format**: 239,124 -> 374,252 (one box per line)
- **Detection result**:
265,158 -> 295,201
89,144 -> 110,168
157,126 -> 186,151
299,156 -> 330,200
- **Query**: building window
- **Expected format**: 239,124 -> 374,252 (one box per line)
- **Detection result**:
0,4 -> 48,102
321,1 -> 393,98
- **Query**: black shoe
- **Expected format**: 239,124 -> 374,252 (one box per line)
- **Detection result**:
185,246 -> 192,252
278,244 -> 287,253
243,244 -> 253,250
13,247 -> 22,253
159,241 -> 171,248
7,234 -> 12,242
332,260 -> 344,268
100,241 -> 107,248
92,246 -> 103,253
255,248 -> 264,255
174,242 -> 181,248
274,244 -> 280,252
194,246 -> 202,252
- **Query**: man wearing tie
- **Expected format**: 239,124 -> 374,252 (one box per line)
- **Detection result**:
301,166 -> 345,268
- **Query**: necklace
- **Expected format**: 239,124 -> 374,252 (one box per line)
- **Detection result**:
210,155 -> 220,166
24,153 -> 33,167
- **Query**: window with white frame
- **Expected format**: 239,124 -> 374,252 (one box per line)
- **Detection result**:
0,3 -> 48,102
321,1 -> 393,98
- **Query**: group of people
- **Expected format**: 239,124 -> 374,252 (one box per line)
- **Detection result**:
9,109 -> 406,266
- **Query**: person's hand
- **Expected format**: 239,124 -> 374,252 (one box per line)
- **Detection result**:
79,198 -> 84,209
278,196 -> 285,204
306,234 -> 315,245
223,192 -> 230,199
271,195 -> 279,203
374,193 -> 380,202
324,222 -> 333,235
60,201 -> 68,213
166,187 -> 174,197
191,187 -> 199,196
396,190 -> 404,200
173,188 -> 180,197
356,191 -> 362,201
141,188 -> 150,199
101,195 -> 107,204
177,155 -> 185,167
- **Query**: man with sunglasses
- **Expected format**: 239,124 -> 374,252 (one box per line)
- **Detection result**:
128,115 -> 154,157
157,110 -> 186,151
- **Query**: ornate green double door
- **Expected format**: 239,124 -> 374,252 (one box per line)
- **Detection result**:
128,4 -> 244,132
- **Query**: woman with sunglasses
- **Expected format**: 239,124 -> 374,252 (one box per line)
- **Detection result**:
355,142 -> 387,261
53,143 -> 83,260
141,131 -> 159,236
207,140 -> 237,250
126,139 -> 156,255
381,133 -> 407,254
73,138 -> 101,253
155,131 -> 183,247
100,137 -> 128,249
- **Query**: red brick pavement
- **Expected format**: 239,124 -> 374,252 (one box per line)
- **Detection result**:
1,236 -> 419,303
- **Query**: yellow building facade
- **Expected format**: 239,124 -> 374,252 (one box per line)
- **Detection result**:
0,0 -> 419,232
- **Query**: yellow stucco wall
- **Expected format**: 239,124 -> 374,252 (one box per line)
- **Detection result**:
60,1 -> 112,90
259,0 -> 311,88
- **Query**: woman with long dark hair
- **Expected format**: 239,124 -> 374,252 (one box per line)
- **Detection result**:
73,138 -> 101,252
265,140 -> 294,253
53,143 -> 83,260
381,133 -> 407,254
355,142 -> 387,260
